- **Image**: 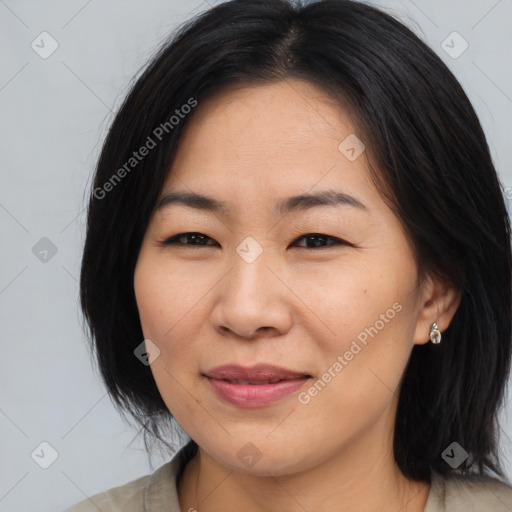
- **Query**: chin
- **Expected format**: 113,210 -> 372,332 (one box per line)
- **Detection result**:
203,436 -> 320,477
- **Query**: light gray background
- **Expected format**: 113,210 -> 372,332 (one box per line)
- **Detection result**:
1,1 -> 511,511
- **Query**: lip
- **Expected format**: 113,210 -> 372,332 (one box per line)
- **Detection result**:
203,364 -> 311,408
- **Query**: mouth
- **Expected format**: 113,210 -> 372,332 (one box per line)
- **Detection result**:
215,378 -> 291,384
203,364 -> 312,407
204,363 -> 311,381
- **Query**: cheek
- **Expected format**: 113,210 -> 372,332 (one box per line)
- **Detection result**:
290,254 -> 410,345
134,251 -> 201,339
133,251 -> 213,390
134,254 -> 205,416
302,247 -> 419,391
133,261 -> 168,339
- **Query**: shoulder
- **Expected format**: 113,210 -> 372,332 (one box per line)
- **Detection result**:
62,470 -> 154,512
445,473 -> 512,510
427,471 -> 512,511
62,442 -> 196,512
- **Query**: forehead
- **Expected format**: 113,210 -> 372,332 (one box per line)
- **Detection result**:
161,79 -> 377,213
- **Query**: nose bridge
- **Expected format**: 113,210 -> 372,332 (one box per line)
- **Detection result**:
229,237 -> 276,303
211,236 -> 292,337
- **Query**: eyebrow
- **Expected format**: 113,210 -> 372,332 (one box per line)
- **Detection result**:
155,189 -> 367,216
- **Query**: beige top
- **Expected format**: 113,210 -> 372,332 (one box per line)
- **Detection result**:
64,442 -> 512,511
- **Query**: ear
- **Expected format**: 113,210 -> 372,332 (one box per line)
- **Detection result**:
413,274 -> 461,346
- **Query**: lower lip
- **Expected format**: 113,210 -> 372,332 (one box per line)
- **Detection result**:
206,377 -> 309,408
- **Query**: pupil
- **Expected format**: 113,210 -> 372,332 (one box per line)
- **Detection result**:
308,235 -> 325,247
191,234 -> 205,244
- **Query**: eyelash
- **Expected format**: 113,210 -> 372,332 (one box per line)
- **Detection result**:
158,232 -> 351,250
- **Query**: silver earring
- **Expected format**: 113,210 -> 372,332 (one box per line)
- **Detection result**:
430,322 -> 441,344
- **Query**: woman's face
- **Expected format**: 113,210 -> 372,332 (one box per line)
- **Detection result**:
134,79 -> 435,476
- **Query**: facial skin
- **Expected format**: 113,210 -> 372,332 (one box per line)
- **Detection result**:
133,79 -> 460,512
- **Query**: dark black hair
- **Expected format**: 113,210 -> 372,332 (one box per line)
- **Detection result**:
80,0 -> 512,482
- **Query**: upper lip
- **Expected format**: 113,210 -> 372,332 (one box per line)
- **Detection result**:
204,364 -> 311,382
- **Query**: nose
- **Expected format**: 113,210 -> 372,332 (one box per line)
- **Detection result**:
210,246 -> 293,340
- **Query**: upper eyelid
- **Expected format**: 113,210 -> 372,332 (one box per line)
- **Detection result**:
291,234 -> 350,247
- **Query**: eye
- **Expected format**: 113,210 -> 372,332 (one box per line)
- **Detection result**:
159,232 -> 350,249
159,232 -> 218,247
290,233 -> 349,249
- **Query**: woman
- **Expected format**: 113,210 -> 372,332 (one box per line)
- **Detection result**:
66,0 -> 512,510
